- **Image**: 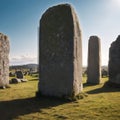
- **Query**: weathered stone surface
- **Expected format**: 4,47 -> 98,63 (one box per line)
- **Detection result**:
87,36 -> 101,84
108,35 -> 120,85
37,4 -> 82,98
0,33 -> 10,88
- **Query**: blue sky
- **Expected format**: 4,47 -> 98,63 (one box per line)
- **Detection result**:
0,0 -> 120,66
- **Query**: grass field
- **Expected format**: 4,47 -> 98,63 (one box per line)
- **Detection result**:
0,75 -> 120,120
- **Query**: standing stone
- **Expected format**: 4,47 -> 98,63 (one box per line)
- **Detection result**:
0,33 -> 10,88
87,36 -> 101,84
37,4 -> 82,98
108,35 -> 120,86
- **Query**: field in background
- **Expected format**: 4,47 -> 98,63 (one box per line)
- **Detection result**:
0,75 -> 120,120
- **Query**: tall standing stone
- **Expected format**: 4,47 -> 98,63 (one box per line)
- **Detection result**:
108,35 -> 120,86
87,36 -> 101,84
37,4 -> 82,98
0,33 -> 10,88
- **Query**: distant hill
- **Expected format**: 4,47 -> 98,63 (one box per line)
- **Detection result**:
10,64 -> 108,72
25,64 -> 38,69
10,64 -> 38,71
82,66 -> 108,73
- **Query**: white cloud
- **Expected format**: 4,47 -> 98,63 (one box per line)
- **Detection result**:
10,53 -> 38,65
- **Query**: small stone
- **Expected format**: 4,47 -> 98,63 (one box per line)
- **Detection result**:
15,71 -> 24,79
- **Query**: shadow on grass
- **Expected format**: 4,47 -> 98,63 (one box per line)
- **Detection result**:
0,97 -> 68,120
86,83 -> 120,94
83,83 -> 99,87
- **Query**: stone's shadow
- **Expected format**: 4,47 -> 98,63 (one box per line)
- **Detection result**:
83,83 -> 99,88
0,97 -> 68,120
86,83 -> 120,94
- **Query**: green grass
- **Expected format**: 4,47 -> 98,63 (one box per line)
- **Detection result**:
0,76 -> 120,120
